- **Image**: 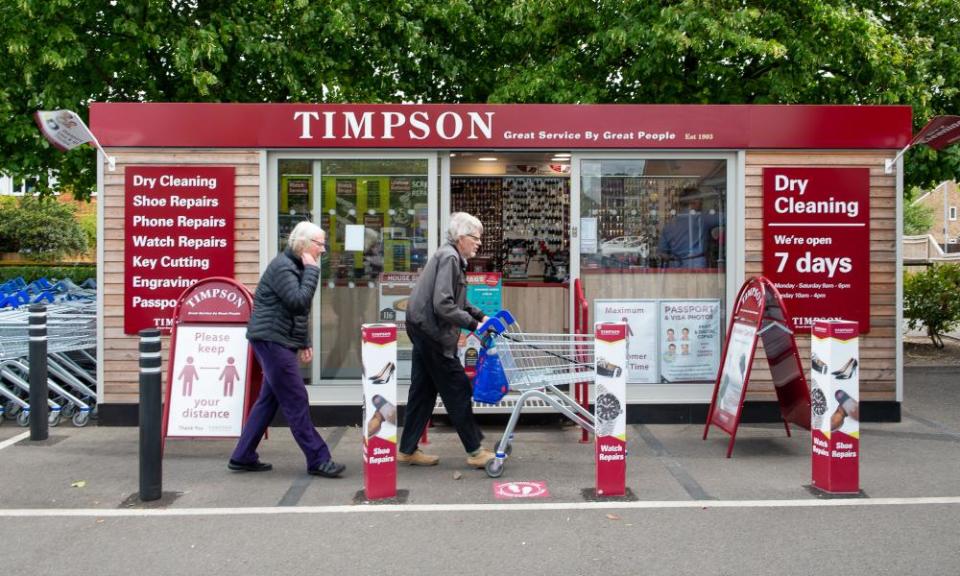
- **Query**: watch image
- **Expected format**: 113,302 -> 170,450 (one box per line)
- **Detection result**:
595,382 -> 623,437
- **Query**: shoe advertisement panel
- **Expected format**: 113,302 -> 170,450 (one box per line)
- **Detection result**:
594,299 -> 658,383
594,322 -> 627,496
361,323 -> 398,500
658,299 -> 721,383
811,320 -> 860,494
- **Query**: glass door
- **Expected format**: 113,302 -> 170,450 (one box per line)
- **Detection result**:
272,153 -> 438,388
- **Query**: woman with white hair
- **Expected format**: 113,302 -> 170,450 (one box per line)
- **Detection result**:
229,220 -> 345,478
398,212 -> 494,469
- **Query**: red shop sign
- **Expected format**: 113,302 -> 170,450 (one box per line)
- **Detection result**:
762,167 -> 870,333
124,166 -> 235,335
90,103 -> 912,150
703,277 -> 811,458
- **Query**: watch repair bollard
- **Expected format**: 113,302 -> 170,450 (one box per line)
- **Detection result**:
139,328 -> 163,502
594,322 -> 628,497
28,304 -> 49,441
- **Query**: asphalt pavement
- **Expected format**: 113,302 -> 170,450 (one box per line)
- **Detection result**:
1,365 -> 959,575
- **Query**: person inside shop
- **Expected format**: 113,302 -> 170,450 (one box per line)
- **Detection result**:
657,188 -> 722,269
228,220 -> 346,478
398,212 -> 494,469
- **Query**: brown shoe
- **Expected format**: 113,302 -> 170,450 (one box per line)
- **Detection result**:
397,449 -> 440,466
466,447 -> 495,469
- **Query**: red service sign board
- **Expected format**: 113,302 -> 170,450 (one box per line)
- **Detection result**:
762,167 -> 870,332
125,166 -> 235,334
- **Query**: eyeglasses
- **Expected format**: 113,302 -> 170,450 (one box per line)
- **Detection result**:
310,239 -> 327,248
466,234 -> 482,242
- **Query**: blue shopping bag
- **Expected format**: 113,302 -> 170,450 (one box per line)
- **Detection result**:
473,343 -> 508,404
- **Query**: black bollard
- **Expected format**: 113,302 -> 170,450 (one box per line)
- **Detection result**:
139,328 -> 162,502
28,304 -> 48,441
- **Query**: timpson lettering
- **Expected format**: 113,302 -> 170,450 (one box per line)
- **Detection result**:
739,286 -> 763,307
293,110 -> 494,140
185,288 -> 245,309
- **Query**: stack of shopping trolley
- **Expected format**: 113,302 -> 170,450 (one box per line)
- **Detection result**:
1,276 -> 98,427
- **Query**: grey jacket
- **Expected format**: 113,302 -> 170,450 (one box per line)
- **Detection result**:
246,249 -> 320,349
406,242 -> 484,356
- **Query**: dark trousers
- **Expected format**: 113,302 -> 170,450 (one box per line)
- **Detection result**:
231,340 -> 331,469
399,326 -> 482,455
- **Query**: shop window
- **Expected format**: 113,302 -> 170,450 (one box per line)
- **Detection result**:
579,158 -> 727,385
950,206 -> 957,221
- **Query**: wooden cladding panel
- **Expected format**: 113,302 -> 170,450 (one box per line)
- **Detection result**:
743,151 -> 897,403
101,149 -> 261,405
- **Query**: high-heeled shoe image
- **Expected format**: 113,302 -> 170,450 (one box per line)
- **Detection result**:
368,361 -> 395,384
596,357 -> 622,378
831,358 -> 858,380
811,353 -> 828,375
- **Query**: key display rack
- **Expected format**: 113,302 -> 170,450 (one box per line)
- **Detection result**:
451,176 -> 570,281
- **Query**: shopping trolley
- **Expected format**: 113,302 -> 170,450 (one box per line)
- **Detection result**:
475,310 -> 595,478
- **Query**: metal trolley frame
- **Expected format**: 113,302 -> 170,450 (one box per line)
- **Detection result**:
477,311 -> 595,478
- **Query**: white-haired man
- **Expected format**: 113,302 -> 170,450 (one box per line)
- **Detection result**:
398,212 -> 494,469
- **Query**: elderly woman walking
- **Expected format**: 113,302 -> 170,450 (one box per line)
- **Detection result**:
398,212 -> 494,469
228,220 -> 345,478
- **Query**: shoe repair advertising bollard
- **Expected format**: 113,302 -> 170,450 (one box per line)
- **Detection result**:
595,322 -> 627,497
810,320 -> 859,494
361,323 -> 398,500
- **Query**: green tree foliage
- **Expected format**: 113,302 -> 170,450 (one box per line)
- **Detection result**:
904,264 -> 960,347
904,200 -> 935,236
1,0 -> 958,199
0,196 -> 88,260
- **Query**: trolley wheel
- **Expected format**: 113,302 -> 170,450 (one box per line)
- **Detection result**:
4,401 -> 19,419
90,405 -> 99,420
17,411 -> 30,427
504,443 -> 513,456
485,458 -> 504,478
61,403 -> 76,418
49,411 -> 61,427
72,411 -> 91,428
0,413 -> 4,426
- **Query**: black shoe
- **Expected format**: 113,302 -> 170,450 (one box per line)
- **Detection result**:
228,459 -> 273,472
308,460 -> 346,478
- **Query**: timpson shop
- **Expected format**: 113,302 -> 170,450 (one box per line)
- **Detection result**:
89,103 -> 911,425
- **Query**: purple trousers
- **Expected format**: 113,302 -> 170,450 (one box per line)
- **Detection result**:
231,340 -> 331,470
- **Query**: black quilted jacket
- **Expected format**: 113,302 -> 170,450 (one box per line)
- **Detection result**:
246,249 -> 319,349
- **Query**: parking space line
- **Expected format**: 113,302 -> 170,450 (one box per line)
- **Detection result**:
0,431 -> 29,452
277,427 -> 346,506
2,496 -> 960,518
633,424 -> 713,500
